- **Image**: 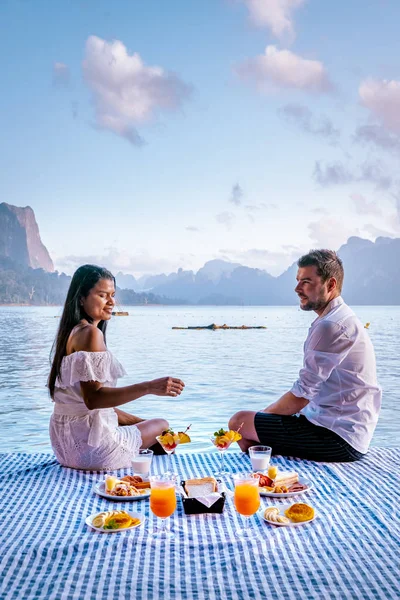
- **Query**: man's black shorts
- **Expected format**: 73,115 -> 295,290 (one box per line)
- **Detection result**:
254,413 -> 364,462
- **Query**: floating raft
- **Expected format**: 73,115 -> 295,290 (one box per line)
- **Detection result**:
172,323 -> 266,330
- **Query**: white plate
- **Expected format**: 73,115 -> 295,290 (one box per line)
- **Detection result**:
259,478 -> 312,498
86,510 -> 145,533
94,481 -> 150,501
260,504 -> 316,527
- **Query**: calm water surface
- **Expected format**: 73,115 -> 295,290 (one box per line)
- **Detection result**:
0,305 -> 398,453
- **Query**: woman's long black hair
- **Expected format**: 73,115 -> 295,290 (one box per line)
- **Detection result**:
48,264 -> 115,398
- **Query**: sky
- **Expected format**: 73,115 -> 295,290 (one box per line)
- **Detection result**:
1,0 -> 400,277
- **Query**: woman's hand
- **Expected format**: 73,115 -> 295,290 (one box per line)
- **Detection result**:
147,377 -> 185,397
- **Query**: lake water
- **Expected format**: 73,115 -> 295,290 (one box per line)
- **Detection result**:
0,305 -> 398,454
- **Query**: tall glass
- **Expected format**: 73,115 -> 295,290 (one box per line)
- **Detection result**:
156,436 -> 180,477
210,436 -> 232,477
248,445 -> 271,473
149,475 -> 177,539
132,448 -> 153,479
233,473 -> 260,538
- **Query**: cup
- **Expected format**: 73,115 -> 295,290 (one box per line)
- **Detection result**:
149,474 -> 177,539
248,445 -> 271,473
233,472 -> 260,538
132,449 -> 153,479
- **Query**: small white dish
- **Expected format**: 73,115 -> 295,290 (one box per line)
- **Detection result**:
259,478 -> 313,498
86,510 -> 145,533
260,504 -> 316,527
94,481 -> 150,501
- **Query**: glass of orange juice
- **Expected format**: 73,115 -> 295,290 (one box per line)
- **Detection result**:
233,473 -> 260,538
149,475 -> 177,539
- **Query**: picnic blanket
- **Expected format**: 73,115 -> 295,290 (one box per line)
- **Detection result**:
0,448 -> 399,600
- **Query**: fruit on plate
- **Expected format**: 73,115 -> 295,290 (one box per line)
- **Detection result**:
92,512 -> 109,528
105,475 -> 119,492
103,511 -> 140,530
268,465 -> 278,480
258,474 -> 274,488
212,427 -> 242,449
284,503 -> 315,522
264,507 -> 290,524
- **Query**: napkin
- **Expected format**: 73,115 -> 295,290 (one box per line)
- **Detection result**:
192,492 -> 222,508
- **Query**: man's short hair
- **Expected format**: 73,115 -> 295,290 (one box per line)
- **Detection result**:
297,249 -> 344,292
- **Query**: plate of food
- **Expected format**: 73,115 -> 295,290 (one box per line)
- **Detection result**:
86,510 -> 145,533
94,475 -> 150,501
256,468 -> 313,498
261,503 -> 316,527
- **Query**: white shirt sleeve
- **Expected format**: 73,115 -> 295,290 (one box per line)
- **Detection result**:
291,320 -> 354,402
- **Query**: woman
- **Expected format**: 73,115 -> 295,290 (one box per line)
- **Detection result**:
48,264 -> 185,470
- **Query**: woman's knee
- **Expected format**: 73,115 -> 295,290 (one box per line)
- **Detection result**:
151,418 -> 169,434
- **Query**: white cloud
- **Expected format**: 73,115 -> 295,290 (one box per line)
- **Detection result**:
280,103 -> 340,143
359,78 -> 400,133
216,212 -> 236,230
82,36 -> 192,144
236,46 -> 333,94
350,193 -> 382,216
313,160 -> 392,190
308,218 -> 360,249
220,245 -> 303,275
353,124 -> 400,153
54,247 -> 180,277
241,0 -> 305,41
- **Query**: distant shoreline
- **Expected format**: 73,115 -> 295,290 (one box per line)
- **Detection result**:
1,303 -> 399,308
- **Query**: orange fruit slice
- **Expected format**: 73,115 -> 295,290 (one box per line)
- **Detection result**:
226,429 -> 242,443
178,432 -> 191,444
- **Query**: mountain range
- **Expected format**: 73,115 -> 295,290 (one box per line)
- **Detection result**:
1,202 -> 400,305
116,237 -> 400,305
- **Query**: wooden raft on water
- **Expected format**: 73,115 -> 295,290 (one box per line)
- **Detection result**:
172,323 -> 267,330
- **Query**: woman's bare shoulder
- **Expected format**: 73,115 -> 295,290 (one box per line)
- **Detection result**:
70,324 -> 106,353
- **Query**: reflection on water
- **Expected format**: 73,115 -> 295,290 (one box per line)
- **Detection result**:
0,305 -> 398,453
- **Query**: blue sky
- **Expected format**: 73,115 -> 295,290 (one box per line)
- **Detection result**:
1,0 -> 400,276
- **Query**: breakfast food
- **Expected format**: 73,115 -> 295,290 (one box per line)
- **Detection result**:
103,475 -> 150,497
212,427 -> 242,449
105,475 -> 119,492
268,466 -> 278,479
284,503 -> 315,522
184,477 -> 217,498
264,507 -> 290,524
91,510 -> 141,530
257,467 -> 301,494
274,471 -> 299,488
120,475 -> 151,489
158,425 -> 192,451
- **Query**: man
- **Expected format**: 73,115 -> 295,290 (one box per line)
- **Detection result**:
229,249 -> 381,462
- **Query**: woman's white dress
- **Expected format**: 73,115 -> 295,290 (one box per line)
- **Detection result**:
49,351 -> 142,470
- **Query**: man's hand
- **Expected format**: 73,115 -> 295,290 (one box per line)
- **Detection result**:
147,377 -> 185,397
263,391 -> 308,415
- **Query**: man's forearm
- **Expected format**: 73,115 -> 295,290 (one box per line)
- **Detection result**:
263,391 -> 309,415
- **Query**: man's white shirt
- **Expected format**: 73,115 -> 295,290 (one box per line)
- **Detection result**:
291,296 -> 382,454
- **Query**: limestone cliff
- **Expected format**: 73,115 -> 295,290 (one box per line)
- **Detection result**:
0,203 -> 54,272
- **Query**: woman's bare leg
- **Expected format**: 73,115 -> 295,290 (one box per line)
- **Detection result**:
229,410 -> 260,453
136,418 -> 169,449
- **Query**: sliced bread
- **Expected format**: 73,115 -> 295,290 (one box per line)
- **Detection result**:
184,477 -> 217,498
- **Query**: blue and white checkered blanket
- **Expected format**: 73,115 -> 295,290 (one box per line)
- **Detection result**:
1,448 -> 399,599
